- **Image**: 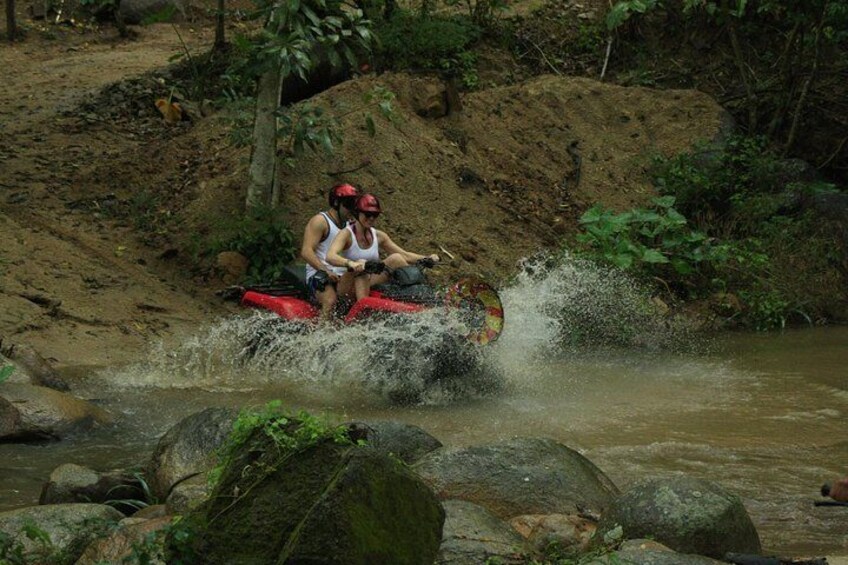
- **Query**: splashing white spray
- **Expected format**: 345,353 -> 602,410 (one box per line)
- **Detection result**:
116,252 -> 691,403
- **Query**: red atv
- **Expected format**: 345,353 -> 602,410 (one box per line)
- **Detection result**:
233,259 -> 504,347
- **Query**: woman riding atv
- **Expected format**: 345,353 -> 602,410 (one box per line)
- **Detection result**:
326,193 -> 441,302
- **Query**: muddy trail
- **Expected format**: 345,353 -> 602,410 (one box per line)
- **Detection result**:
1,24 -> 230,367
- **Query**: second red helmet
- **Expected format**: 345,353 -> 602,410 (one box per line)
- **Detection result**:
355,193 -> 382,214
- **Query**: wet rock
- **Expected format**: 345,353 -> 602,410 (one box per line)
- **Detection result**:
0,341 -> 69,391
595,477 -> 761,559
119,0 -> 185,25
165,474 -> 208,514
0,503 -> 123,561
147,407 -> 238,500
0,383 -> 113,441
39,463 -> 142,510
437,500 -> 528,564
76,515 -> 173,565
414,438 -> 620,519
509,513 -> 595,554
196,428 -> 444,564
133,504 -> 169,519
348,419 -> 443,464
602,539 -> 727,565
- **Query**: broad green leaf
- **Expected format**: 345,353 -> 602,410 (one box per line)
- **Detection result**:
641,249 -> 669,263
653,195 -> 676,208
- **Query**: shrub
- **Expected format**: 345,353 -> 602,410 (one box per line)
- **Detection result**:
374,11 -> 481,85
576,196 -> 727,295
205,206 -> 297,284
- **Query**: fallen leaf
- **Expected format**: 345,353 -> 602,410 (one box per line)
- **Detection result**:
155,99 -> 183,124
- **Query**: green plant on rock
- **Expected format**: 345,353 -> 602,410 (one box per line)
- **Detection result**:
207,401 -> 357,491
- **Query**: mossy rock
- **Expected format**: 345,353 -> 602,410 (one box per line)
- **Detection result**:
595,477 -> 761,559
414,437 -> 619,519
195,427 -> 444,564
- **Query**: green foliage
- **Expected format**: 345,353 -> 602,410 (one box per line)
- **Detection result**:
103,471 -> 158,514
246,0 -> 372,80
651,136 -> 839,232
205,205 -> 297,283
207,401 -> 356,490
646,136 -> 846,329
128,515 -> 198,565
375,11 -> 482,86
606,0 -> 661,30
577,196 -> 725,287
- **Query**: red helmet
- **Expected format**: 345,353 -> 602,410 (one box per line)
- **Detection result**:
355,193 -> 382,214
329,183 -> 359,209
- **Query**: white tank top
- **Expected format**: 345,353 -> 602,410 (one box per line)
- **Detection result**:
344,224 -> 379,263
305,212 -> 348,280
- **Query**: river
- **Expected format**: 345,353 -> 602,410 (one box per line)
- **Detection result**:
1,257 -> 846,556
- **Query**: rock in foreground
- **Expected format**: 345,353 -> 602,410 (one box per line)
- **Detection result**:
596,477 -> 762,559
414,437 -> 620,519
194,427 -> 444,564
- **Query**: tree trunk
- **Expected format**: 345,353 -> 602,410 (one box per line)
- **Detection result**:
214,0 -> 226,50
245,62 -> 284,209
6,0 -> 17,42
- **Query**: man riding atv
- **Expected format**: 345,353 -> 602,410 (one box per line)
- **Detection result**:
300,183 -> 359,320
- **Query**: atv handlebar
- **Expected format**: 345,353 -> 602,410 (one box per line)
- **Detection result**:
349,258 -> 438,275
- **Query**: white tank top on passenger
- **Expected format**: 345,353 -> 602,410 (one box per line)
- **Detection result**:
344,224 -> 379,262
305,212 -> 348,281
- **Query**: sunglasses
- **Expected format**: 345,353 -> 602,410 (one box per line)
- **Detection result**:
362,212 -> 380,219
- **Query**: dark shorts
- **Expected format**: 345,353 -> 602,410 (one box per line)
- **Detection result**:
307,271 -> 334,299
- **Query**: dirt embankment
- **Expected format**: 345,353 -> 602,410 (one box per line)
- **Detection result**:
0,21 -> 728,369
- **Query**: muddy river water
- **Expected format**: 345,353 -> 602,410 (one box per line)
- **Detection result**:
2,323 -> 846,556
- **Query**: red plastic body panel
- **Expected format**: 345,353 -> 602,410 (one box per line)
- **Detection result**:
241,291 -> 319,320
344,295 -> 427,324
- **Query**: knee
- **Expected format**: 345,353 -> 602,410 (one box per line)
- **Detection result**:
385,253 -> 408,268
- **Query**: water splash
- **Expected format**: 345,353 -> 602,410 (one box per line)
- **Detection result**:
492,251 -> 695,371
118,306 -> 502,404
115,251 -> 692,403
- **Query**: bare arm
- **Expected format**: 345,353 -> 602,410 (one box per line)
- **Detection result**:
300,215 -> 330,273
378,231 -> 439,264
326,229 -> 364,272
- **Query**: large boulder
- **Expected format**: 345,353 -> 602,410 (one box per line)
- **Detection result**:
165,474 -> 208,515
595,477 -> 762,559
147,407 -> 238,500
195,427 -> 445,564
39,463 -> 142,509
0,503 -> 123,561
437,500 -> 527,564
414,438 -> 620,519
0,383 -> 112,441
349,420 -> 443,464
593,539 -> 727,565
76,515 -> 173,565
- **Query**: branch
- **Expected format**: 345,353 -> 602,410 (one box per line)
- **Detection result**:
783,2 -> 828,156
